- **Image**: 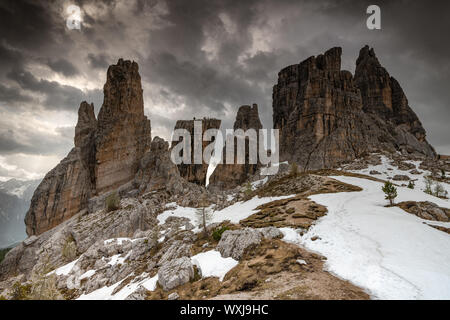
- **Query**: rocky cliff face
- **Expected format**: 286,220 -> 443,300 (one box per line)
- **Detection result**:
171,118 -> 221,185
354,46 -> 435,156
25,60 -> 151,236
95,59 -> 151,194
273,46 -> 436,170
209,104 -> 263,189
24,102 -> 98,236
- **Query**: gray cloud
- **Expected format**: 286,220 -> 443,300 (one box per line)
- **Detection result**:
87,53 -> 110,70
46,58 -> 80,77
7,67 -> 102,112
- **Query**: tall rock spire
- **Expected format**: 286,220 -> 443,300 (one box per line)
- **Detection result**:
355,45 -> 435,156
273,46 -> 436,170
209,104 -> 263,189
95,59 -> 151,194
25,59 -> 152,236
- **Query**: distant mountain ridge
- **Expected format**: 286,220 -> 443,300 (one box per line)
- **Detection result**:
0,179 -> 40,248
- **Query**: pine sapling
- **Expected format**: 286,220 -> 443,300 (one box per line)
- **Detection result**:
382,181 -> 397,206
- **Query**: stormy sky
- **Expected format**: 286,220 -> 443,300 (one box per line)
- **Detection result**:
0,0 -> 449,181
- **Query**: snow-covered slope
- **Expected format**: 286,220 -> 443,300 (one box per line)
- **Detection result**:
301,175 -> 450,300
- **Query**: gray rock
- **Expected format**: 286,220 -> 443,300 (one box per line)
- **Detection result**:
393,175 -> 410,181
216,228 -> 262,260
125,286 -> 148,300
158,257 -> 194,291
258,227 -> 283,239
157,240 -> 192,266
168,292 -> 180,300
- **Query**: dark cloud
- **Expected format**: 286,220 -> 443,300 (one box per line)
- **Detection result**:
0,84 -> 32,104
7,67 -> 102,112
87,53 -> 110,70
46,58 -> 79,77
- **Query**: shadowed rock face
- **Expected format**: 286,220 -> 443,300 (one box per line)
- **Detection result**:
25,102 -> 97,236
171,118 -> 221,186
209,104 -> 263,189
25,60 -> 151,236
95,59 -> 151,194
273,46 -> 436,170
354,46 -> 435,156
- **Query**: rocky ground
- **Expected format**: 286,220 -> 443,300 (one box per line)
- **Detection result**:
1,152 -> 448,300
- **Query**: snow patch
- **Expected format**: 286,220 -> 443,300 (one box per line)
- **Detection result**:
301,175 -> 450,300
191,250 -> 238,281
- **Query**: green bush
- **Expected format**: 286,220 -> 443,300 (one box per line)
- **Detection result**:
212,226 -> 229,241
105,192 -> 120,212
382,181 -> 397,206
434,183 -> 448,198
243,182 -> 253,199
407,181 -> 415,189
11,282 -> 32,300
424,175 -> 434,195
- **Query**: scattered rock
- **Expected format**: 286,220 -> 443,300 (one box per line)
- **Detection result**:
158,257 -> 195,291
168,292 -> 180,300
393,175 -> 410,181
397,201 -> 450,222
216,228 -> 262,260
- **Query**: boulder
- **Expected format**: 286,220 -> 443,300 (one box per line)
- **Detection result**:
216,228 -> 262,260
157,257 -> 194,291
393,175 -> 410,181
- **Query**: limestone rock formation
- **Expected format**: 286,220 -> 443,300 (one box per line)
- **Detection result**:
25,59 -> 152,236
171,118 -> 221,185
24,102 -> 97,236
273,46 -> 436,170
209,104 -> 263,189
95,59 -> 151,194
216,228 -> 262,260
355,45 -> 435,156
157,257 -> 194,291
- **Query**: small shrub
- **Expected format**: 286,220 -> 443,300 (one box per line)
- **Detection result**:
243,182 -> 253,199
290,162 -> 299,176
382,181 -> 397,206
105,192 -> 120,212
212,226 -> 229,241
61,238 -> 77,262
29,272 -> 64,300
433,183 -> 448,198
191,265 -> 202,282
424,175 -> 434,195
441,169 -> 446,179
407,180 -> 415,189
11,282 -> 32,300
